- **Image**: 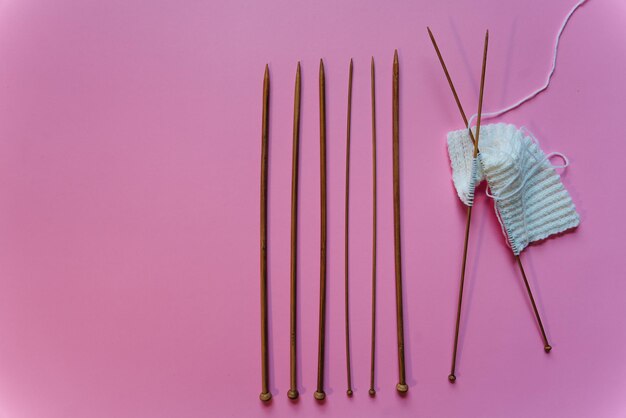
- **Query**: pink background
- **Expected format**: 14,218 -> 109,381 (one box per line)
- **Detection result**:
0,0 -> 625,416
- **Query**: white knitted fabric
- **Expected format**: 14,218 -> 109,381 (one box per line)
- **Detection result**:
447,123 -> 580,255
447,127 -> 483,206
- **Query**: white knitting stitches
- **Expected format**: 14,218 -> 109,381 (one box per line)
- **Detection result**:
447,123 -> 580,255
447,128 -> 483,206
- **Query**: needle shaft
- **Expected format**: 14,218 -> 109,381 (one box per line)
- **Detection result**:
392,50 -> 409,394
315,59 -> 328,402
369,56 -> 378,397
344,59 -> 354,397
259,64 -> 272,402
288,62 -> 301,400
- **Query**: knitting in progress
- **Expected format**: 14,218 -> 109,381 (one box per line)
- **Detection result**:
445,0 -> 586,253
447,123 -> 580,254
431,0 -> 586,382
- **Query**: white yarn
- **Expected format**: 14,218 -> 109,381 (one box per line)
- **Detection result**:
446,127 -> 483,206
485,151 -> 569,201
467,0 -> 587,128
447,123 -> 580,255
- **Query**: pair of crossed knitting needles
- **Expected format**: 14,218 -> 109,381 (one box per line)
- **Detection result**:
260,53 -> 407,401
427,28 -> 552,382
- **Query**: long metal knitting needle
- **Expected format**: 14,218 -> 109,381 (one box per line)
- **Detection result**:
314,58 -> 328,402
428,28 -> 489,383
344,58 -> 354,397
368,56 -> 378,397
428,29 -> 552,359
287,62 -> 301,401
259,64 -> 272,402
392,50 -> 409,394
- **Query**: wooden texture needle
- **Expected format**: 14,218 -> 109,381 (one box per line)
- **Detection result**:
259,64 -> 272,402
314,59 -> 327,402
516,255 -> 552,352
287,62 -> 301,401
427,27 -> 477,145
392,50 -> 409,394
369,56 -> 378,397
344,58 -> 354,397
428,27 -> 551,379
448,30 -> 488,384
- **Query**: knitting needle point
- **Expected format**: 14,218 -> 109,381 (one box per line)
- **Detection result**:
259,63 -> 272,402
287,62 -> 302,401
315,58 -> 328,402
344,58 -> 354,398
427,27 -> 477,145
369,55 -> 378,398
392,49 -> 409,394
516,255 -> 552,352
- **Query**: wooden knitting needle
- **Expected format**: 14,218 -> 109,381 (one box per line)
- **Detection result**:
369,56 -> 378,397
426,28 -> 478,146
517,255 -> 552,352
427,29 -> 552,360
344,58 -> 354,397
259,64 -> 272,402
392,50 -> 409,394
427,28 -> 489,383
288,62 -> 301,401
315,58 -> 328,402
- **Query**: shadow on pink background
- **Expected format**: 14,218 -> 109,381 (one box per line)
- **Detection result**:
0,0 -> 625,416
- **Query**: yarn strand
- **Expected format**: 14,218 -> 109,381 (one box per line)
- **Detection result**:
468,0 -> 586,128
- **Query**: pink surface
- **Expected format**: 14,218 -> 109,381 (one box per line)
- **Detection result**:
0,0 -> 624,416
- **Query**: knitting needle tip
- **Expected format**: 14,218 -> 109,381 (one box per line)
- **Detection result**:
394,49 -> 398,63
427,27 -> 435,43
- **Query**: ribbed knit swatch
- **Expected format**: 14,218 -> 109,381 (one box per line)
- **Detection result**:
447,123 -> 580,254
